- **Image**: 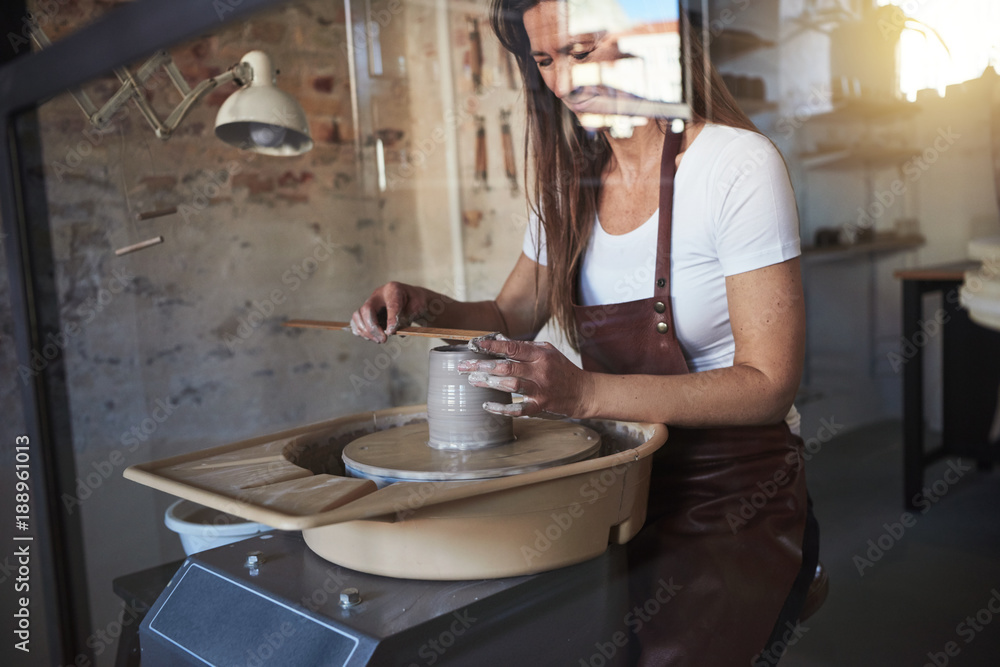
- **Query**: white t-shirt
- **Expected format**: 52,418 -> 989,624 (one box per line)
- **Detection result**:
522,124 -> 802,431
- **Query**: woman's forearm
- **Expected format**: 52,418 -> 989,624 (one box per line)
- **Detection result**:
586,364 -> 798,427
413,289 -> 512,335
418,253 -> 548,339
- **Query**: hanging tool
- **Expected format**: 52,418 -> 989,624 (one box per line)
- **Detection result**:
474,115 -> 488,189
468,17 -> 484,93
115,236 -> 164,256
500,109 -> 517,192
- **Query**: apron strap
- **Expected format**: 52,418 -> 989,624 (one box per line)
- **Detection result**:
655,128 -> 683,299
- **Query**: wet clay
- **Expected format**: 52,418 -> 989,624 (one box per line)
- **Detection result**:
426,345 -> 514,450
341,345 -> 601,485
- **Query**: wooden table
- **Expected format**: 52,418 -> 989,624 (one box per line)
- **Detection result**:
895,262 -> 1000,510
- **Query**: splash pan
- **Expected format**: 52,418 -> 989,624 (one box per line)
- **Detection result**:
124,405 -> 667,580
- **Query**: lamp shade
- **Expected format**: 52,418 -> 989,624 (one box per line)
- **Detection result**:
215,51 -> 313,156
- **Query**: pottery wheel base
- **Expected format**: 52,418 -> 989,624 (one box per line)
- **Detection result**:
342,419 -> 601,484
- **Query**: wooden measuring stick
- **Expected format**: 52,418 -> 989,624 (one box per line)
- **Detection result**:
284,319 -> 493,341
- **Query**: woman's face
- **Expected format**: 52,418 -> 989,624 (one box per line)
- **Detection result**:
522,1 -> 622,117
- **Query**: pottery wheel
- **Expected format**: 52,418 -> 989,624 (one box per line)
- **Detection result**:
342,419 -> 601,483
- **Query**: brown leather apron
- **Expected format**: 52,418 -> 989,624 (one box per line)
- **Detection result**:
572,129 -> 811,666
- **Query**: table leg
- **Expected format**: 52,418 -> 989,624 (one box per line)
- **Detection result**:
902,280 -> 924,510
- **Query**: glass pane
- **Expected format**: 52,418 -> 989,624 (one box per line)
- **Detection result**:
0,209 -> 57,666
5,0 -> 535,662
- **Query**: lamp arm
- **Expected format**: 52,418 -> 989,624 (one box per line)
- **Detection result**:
28,23 -> 99,118
26,24 -> 298,151
28,22 -> 175,130
163,60 -> 193,97
94,52 -> 174,130
158,63 -> 250,139
28,19 -> 248,141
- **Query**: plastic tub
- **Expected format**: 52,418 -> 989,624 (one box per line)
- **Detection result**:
164,499 -> 273,555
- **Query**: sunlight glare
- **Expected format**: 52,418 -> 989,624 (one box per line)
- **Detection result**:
879,0 -> 1000,98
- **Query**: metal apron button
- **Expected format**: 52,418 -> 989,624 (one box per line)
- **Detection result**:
654,301 -> 666,313
656,322 -> 669,334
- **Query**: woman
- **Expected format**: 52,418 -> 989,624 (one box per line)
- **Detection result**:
351,1 -> 818,664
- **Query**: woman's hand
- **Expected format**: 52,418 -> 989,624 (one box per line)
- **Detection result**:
350,282 -> 444,343
457,336 -> 597,418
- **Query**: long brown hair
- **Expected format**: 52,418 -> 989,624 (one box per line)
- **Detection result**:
490,0 -> 759,349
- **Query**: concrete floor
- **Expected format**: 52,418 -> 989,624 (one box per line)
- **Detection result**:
781,421 -> 1000,667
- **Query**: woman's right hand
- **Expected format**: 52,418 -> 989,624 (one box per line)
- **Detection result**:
350,282 -> 438,343
351,254 -> 546,344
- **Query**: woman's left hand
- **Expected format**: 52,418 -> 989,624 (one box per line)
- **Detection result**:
456,336 -> 596,418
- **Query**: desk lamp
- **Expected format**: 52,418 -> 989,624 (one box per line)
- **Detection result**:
30,27 -> 312,156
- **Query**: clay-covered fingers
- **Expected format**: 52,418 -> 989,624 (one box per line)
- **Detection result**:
463,339 -> 591,419
349,303 -> 386,342
380,282 -> 413,335
351,282 -> 422,343
467,334 -> 548,361
482,398 -> 541,417
466,332 -> 511,357
463,351 -> 535,409
459,349 -> 532,394
456,358 -> 518,376
466,371 -> 523,393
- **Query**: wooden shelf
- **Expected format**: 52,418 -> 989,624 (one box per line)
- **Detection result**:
806,98 -> 921,122
894,260 -> 980,281
736,98 -> 778,115
802,233 -> 925,262
711,29 -> 775,63
798,145 -> 920,170
787,6 -> 857,35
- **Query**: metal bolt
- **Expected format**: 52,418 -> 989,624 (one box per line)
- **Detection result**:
245,551 -> 265,569
339,587 -> 362,608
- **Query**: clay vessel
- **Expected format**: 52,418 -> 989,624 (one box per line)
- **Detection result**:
426,345 -> 514,449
